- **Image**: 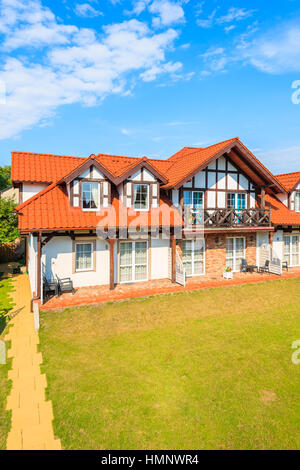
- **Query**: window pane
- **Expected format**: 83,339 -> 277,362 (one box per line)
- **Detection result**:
76,243 -> 92,270
120,266 -> 132,282
227,193 -> 235,208
120,243 -> 132,266
82,182 -> 99,209
135,242 -> 147,264
193,192 -> 203,208
135,264 -> 147,281
296,193 -> 300,212
133,185 -> 149,210
184,192 -> 192,206
183,261 -> 192,275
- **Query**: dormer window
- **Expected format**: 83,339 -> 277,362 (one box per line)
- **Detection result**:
133,184 -> 149,211
82,182 -> 99,210
295,192 -> 300,212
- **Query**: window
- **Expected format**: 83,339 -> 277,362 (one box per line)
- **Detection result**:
82,182 -> 99,210
119,241 -> 148,282
227,193 -> 246,209
133,184 -> 149,211
182,239 -> 205,276
226,237 -> 245,272
75,243 -> 93,271
295,193 -> 300,212
284,235 -> 299,266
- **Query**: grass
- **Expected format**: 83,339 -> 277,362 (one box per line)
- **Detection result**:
0,277 -> 14,450
39,278 -> 300,450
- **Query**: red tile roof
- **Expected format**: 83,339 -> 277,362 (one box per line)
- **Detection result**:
265,193 -> 300,225
11,151 -> 85,183
275,172 -> 300,192
16,183 -> 182,232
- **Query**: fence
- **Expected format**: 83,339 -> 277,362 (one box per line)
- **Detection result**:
259,244 -> 282,276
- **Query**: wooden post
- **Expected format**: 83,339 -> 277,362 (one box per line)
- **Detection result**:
109,239 -> 115,290
269,231 -> 274,246
171,236 -> 176,283
26,236 -> 29,273
37,232 -> 42,299
261,188 -> 265,209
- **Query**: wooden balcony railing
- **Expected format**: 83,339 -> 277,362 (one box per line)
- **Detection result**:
184,207 -> 271,228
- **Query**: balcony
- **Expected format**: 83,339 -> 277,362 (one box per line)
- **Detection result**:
184,207 -> 271,229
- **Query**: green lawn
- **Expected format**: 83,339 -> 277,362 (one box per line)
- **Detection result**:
0,277 -> 14,450
39,278 -> 300,450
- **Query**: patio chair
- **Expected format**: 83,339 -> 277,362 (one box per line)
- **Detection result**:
241,259 -> 257,273
56,275 -> 75,296
43,276 -> 59,298
259,260 -> 270,274
282,261 -> 289,272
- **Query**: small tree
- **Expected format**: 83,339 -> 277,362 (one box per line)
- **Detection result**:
0,165 -> 11,191
0,197 -> 19,242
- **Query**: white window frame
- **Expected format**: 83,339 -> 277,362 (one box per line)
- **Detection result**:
81,181 -> 100,212
284,235 -> 300,267
133,184 -> 150,212
75,242 -> 94,272
226,237 -> 246,272
182,239 -> 205,277
119,240 -> 148,283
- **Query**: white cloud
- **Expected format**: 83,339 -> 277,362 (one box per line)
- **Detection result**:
0,0 -> 182,139
121,128 -> 131,135
259,146 -> 300,173
197,6 -> 255,29
217,7 -> 256,24
74,3 -> 103,18
240,23 -> 300,74
149,0 -> 185,27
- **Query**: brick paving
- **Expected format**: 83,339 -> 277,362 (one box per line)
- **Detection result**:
5,274 -> 61,450
41,268 -> 300,310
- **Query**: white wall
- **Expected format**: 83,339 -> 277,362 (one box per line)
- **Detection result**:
28,233 -> 37,295
272,230 -> 284,262
23,183 -> 48,202
151,238 -> 169,279
42,236 -> 110,288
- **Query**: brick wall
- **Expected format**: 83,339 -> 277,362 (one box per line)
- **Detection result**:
205,232 -> 257,276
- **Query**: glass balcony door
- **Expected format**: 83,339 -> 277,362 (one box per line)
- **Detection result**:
120,241 -> 148,283
182,239 -> 205,276
284,235 -> 299,267
184,191 -> 204,225
226,237 -> 245,272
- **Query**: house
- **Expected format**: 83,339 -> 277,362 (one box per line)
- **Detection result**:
0,185 -> 19,203
10,137 -> 300,303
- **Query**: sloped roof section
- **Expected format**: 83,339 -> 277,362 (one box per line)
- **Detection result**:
265,193 -> 300,225
11,151 -> 84,183
276,171 -> 300,192
16,182 -> 182,232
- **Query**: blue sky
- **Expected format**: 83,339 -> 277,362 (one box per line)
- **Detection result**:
0,0 -> 300,174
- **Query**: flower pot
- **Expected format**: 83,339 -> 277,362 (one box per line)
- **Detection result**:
223,271 -> 233,280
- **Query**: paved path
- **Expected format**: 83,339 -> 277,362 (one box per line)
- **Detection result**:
5,274 -> 61,450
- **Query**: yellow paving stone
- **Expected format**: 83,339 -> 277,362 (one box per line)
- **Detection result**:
12,406 -> 40,427
35,373 -> 47,390
5,274 -> 61,450
6,430 -> 23,450
38,401 -> 54,422
6,391 -> 20,410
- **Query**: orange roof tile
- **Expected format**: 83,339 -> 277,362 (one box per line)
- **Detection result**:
275,172 -> 300,192
265,193 -> 300,225
11,151 -> 84,183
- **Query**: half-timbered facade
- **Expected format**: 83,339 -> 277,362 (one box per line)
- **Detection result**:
10,137 -> 300,304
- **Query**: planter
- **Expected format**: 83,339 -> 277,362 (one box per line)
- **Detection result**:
223,271 -> 233,280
